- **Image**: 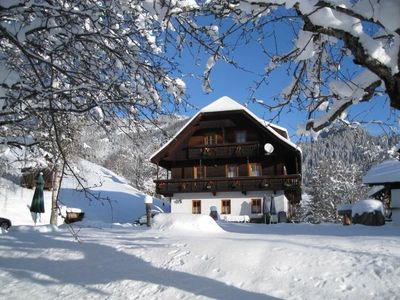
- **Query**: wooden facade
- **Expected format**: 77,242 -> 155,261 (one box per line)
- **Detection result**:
151,105 -> 302,204
21,167 -> 55,190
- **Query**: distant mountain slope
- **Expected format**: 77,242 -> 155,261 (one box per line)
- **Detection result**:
78,114 -> 188,194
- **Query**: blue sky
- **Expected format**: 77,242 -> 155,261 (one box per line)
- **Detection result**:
171,18 -> 399,142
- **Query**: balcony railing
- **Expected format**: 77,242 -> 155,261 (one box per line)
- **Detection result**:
188,142 -> 259,159
155,174 -> 301,197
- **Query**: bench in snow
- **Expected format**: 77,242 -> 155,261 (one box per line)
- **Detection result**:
220,215 -> 250,223
60,206 -> 85,224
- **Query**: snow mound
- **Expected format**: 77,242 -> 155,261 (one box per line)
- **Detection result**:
352,199 -> 384,217
152,213 -> 224,233
11,225 -> 60,234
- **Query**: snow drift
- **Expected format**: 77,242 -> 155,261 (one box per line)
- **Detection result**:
152,213 -> 224,233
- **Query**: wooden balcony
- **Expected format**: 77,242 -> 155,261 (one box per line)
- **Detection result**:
154,174 -> 301,197
188,142 -> 260,159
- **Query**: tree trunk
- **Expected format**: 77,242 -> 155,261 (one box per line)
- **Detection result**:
146,203 -> 152,227
49,163 -> 63,225
49,167 -> 59,225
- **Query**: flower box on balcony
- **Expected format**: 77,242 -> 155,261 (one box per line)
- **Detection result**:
205,181 -> 215,190
229,180 -> 241,190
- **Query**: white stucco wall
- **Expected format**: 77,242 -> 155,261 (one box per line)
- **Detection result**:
391,209 -> 400,226
391,189 -> 400,225
391,189 -> 400,208
171,190 -> 289,218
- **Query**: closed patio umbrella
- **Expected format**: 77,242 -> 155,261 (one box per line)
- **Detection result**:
30,172 -> 45,224
270,196 -> 276,215
270,196 -> 278,224
262,194 -> 270,224
263,194 -> 270,214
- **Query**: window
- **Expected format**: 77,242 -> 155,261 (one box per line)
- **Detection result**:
226,165 -> 238,178
205,135 -> 214,145
249,163 -> 262,176
194,166 -> 206,179
192,200 -> 201,214
235,131 -> 246,143
221,199 -> 231,214
251,198 -> 262,214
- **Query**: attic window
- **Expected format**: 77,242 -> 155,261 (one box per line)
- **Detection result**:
235,131 -> 246,143
205,135 -> 215,145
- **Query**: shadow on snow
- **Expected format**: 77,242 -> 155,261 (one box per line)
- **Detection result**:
0,229 -> 278,299
219,222 -> 400,237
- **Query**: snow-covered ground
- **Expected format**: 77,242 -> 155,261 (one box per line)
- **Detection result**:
1,219 -> 399,299
1,160 -> 400,299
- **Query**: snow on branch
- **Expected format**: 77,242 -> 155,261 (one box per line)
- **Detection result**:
217,0 -> 400,132
1,0 -> 400,154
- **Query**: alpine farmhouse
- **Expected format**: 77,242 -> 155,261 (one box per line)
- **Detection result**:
150,96 -> 302,222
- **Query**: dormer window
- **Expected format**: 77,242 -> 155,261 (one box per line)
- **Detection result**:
235,130 -> 246,143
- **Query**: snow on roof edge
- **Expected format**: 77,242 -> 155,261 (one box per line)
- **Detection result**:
363,159 -> 400,184
150,96 -> 301,161
254,116 -> 288,136
367,185 -> 385,197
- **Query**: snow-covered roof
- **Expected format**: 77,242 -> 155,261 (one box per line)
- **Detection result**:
352,199 -> 384,217
363,159 -> 400,184
367,185 -> 385,197
200,96 -> 245,113
200,96 -> 290,138
150,96 -> 301,161
336,203 -> 353,212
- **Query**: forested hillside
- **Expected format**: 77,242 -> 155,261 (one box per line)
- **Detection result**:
298,126 -> 399,222
78,115 -> 188,195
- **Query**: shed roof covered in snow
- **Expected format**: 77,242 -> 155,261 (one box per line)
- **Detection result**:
150,96 -> 301,164
367,185 -> 385,197
363,159 -> 400,185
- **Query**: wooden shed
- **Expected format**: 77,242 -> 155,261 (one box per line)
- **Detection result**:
21,167 -> 55,190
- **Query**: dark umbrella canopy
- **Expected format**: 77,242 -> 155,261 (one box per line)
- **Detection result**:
30,173 -> 45,214
263,194 -> 270,214
270,196 -> 276,215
